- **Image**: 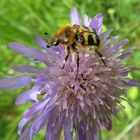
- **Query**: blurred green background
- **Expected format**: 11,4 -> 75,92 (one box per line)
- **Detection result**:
0,0 -> 140,140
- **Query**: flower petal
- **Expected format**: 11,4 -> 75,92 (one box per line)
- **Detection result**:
35,36 -> 47,49
15,85 -> 42,105
46,108 -> 62,140
27,108 -> 55,140
18,117 -> 33,135
24,97 -> 50,117
83,14 -> 91,27
104,36 -> 118,47
64,122 -> 72,140
70,7 -> 81,25
127,79 -> 139,86
0,75 -> 32,89
19,125 -> 32,140
9,43 -> 49,63
112,39 -> 129,53
31,110 -> 48,135
90,13 -> 103,35
46,121 -> 62,140
118,52 -> 131,59
101,29 -> 113,39
77,127 -> 87,140
106,120 -> 112,131
13,65 -> 43,73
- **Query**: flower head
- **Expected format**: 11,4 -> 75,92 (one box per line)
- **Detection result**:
0,7 -> 138,140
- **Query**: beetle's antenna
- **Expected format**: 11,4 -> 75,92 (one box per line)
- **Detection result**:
44,32 -> 48,35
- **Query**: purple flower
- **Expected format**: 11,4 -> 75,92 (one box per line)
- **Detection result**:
0,7 -> 138,140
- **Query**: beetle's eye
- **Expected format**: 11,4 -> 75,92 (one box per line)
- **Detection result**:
53,40 -> 59,46
46,44 -> 51,48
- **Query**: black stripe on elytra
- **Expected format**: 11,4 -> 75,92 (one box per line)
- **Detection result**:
96,35 -> 100,46
88,34 -> 96,45
91,28 -> 96,33
73,24 -> 80,29
82,25 -> 90,31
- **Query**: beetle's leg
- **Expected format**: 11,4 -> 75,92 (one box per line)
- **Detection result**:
95,49 -> 106,67
61,46 -> 70,69
72,45 -> 80,79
